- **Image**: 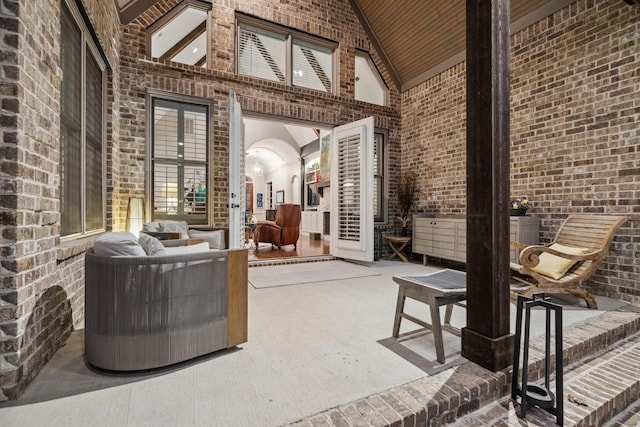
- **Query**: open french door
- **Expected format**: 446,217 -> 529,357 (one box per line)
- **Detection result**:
228,91 -> 244,249
330,117 -> 374,262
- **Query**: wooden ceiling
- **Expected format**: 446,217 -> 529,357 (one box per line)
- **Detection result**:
116,0 -> 577,91
350,0 -> 574,91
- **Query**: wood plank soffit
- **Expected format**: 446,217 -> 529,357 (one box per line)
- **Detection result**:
348,0 -> 402,91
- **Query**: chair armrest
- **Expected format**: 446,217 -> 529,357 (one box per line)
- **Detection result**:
519,244 -> 602,269
510,240 -> 527,250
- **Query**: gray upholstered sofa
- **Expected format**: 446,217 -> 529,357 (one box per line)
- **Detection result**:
84,232 -> 247,371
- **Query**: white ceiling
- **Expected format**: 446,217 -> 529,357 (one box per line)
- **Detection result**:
244,117 -> 327,178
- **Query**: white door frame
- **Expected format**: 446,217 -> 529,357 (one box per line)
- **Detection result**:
229,91 -> 243,249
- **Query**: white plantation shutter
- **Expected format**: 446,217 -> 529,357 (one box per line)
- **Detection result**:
337,134 -> 361,241
238,24 -> 286,83
292,40 -> 333,92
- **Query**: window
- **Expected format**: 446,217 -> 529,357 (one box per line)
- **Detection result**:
148,0 -> 210,67
237,14 -> 337,93
60,0 -> 105,237
355,50 -> 388,106
373,130 -> 386,223
149,96 -> 210,224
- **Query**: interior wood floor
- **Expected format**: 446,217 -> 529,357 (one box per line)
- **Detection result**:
248,232 -> 330,261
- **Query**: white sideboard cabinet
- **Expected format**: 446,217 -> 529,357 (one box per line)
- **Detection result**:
412,215 -> 539,265
301,211 -> 323,234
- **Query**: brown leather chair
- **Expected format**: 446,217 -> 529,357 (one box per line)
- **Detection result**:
255,204 -> 301,250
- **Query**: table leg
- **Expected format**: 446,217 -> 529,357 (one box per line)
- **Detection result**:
392,287 -> 406,337
388,241 -> 409,262
428,297 -> 446,363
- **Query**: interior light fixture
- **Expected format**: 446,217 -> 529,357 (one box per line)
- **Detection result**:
192,47 -> 198,54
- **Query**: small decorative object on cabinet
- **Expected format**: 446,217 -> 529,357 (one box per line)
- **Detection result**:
510,197 -> 530,216
396,172 -> 417,236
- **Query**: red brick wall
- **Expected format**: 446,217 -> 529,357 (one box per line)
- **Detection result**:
402,0 -> 639,302
118,0 -> 402,230
0,0 -> 122,400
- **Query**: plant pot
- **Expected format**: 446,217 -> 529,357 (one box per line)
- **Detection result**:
510,208 -> 528,216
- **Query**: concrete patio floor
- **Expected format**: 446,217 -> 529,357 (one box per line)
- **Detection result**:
0,260 -> 628,427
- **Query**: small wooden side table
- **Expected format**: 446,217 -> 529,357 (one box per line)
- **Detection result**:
392,270 -> 467,363
385,235 -> 411,262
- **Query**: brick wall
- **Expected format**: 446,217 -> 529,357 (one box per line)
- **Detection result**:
0,0 -> 121,400
402,0 -> 639,302
118,0 -> 402,234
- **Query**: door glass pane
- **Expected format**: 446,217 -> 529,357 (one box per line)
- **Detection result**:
153,103 -> 178,159
60,3 -> 82,236
183,107 -> 207,161
154,164 -> 179,215
85,45 -> 103,231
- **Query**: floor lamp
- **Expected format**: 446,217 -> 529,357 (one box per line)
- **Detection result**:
126,197 -> 145,237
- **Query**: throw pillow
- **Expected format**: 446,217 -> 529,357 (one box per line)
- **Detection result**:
188,229 -> 226,249
94,232 -> 147,257
142,222 -> 161,232
158,220 -> 189,239
138,233 -> 166,256
531,243 -> 590,280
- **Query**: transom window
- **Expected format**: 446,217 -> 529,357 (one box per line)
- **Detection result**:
236,14 -> 337,93
147,0 -> 210,67
149,96 -> 210,224
60,0 -> 106,237
355,50 -> 388,106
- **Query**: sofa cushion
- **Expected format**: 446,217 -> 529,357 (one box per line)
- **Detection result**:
142,222 -> 161,233
531,243 -> 590,280
138,233 -> 166,256
159,220 -> 189,239
94,232 -> 147,257
188,229 -> 226,249
162,242 -> 211,256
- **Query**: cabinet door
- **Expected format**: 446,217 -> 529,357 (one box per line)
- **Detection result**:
301,212 -> 311,233
432,220 -> 456,260
456,221 -> 466,262
510,217 -> 539,263
509,222 -> 518,263
413,217 -> 433,254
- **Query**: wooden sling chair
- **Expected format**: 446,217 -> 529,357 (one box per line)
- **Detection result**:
510,215 -> 628,309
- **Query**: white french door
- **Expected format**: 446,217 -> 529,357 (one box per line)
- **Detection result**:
330,117 -> 374,262
228,91 -> 244,249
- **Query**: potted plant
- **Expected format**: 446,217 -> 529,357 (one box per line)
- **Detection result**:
396,172 -> 417,236
510,197 -> 530,216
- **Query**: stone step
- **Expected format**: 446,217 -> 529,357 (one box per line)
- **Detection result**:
455,332 -> 640,426
287,304 -> 640,427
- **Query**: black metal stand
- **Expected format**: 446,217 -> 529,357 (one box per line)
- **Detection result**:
511,294 -> 564,426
